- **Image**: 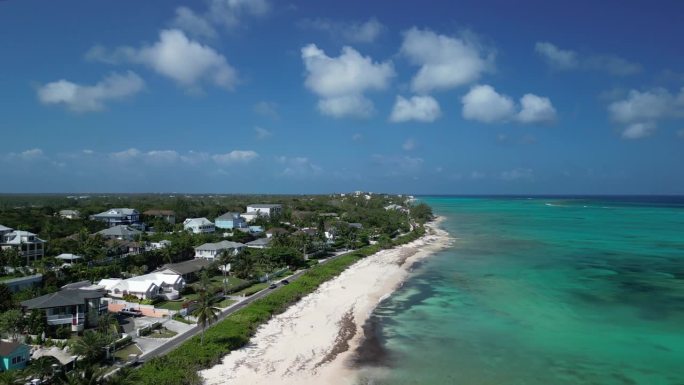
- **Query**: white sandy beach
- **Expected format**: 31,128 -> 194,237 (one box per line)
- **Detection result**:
201,219 -> 451,385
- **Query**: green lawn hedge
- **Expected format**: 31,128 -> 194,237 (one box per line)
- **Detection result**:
137,227 -> 425,385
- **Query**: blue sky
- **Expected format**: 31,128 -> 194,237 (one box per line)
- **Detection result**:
1,0 -> 683,194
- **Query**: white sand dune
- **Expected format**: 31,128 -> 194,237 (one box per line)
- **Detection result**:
201,219 -> 451,385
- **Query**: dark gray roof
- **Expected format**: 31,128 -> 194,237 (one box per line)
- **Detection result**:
96,225 -> 142,238
21,288 -> 104,310
216,212 -> 241,220
160,259 -> 213,275
246,238 -> 271,247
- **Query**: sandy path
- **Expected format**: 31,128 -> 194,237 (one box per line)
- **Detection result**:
201,219 -> 451,385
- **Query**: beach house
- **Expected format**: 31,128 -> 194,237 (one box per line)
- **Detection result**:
20,282 -> 107,333
183,217 -> 215,234
1,230 -> 46,262
245,204 -> 283,217
89,208 -> 141,227
0,341 -> 30,372
98,271 -> 185,300
215,212 -> 247,230
58,209 -> 80,219
143,209 -> 176,225
95,225 -> 142,241
194,240 -> 245,260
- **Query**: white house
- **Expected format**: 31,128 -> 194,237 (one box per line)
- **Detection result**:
245,204 -> 283,218
1,230 -> 46,262
240,212 -> 260,223
194,240 -> 245,260
58,210 -> 80,219
147,240 -> 171,251
55,253 -> 83,266
98,272 -> 185,300
183,218 -> 215,234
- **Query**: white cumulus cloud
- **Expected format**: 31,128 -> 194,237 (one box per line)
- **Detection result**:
535,41 -> 641,76
390,95 -> 441,123
607,87 -> 684,139
170,0 -> 270,37
517,94 -> 557,124
86,29 -> 237,91
37,71 -> 144,112
171,6 -> 217,39
301,44 -> 394,118
462,85 -> 557,125
462,85 -> 515,123
400,27 -> 493,93
254,126 -> 272,139
212,150 -> 258,165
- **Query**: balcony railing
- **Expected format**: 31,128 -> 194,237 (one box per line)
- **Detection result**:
46,313 -> 84,325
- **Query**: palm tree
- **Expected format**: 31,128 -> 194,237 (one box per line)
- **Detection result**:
192,280 -> 219,345
0,370 -> 19,385
71,330 -> 105,364
55,364 -> 104,385
29,356 -> 59,382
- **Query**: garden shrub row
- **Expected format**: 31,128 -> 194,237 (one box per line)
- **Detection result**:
137,226 -> 425,385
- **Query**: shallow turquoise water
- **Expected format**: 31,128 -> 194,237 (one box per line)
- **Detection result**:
356,197 -> 684,385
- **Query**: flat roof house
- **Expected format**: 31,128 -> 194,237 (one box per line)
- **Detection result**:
215,212 -> 247,230
183,218 -> 215,234
1,230 -> 46,263
245,204 -> 283,217
0,341 -> 30,372
89,208 -> 141,228
194,240 -> 245,260
20,282 -> 106,333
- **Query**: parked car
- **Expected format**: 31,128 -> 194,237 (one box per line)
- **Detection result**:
269,283 -> 277,289
120,308 -> 143,317
281,279 -> 290,285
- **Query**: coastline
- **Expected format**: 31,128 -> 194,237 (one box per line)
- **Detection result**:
200,217 -> 451,385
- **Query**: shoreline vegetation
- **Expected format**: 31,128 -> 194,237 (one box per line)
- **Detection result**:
137,225 -> 437,384
199,218 -> 450,385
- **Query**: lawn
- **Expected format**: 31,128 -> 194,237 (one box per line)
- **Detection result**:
215,298 -> 236,308
114,343 -> 142,361
232,282 -> 269,297
156,293 -> 200,310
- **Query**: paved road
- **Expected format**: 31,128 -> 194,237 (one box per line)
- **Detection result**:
137,249 -> 351,363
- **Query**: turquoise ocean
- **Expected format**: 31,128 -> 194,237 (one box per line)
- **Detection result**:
355,196 -> 684,385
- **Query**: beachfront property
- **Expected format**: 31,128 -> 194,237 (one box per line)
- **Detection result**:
194,240 -> 245,260
156,258 -> 212,283
246,237 -> 272,249
58,209 -> 80,219
143,209 -> 176,225
20,282 -> 107,333
0,341 -> 30,372
89,208 -> 141,227
55,253 -> 83,266
98,271 -> 185,300
245,204 -> 283,218
215,212 -> 247,229
183,217 -> 215,234
1,229 -> 46,262
95,225 -> 142,241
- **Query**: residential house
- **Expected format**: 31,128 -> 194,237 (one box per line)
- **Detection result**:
143,210 -> 176,225
183,218 -> 215,234
58,209 -> 81,219
246,237 -> 271,249
95,225 -> 142,241
147,240 -> 171,251
194,240 -> 245,260
0,341 -> 30,372
384,204 -> 409,213
89,208 -> 141,227
55,253 -> 83,266
156,258 -> 212,282
0,224 -> 12,238
245,204 -> 283,217
1,230 -> 46,262
240,212 -> 260,223
20,282 -> 106,333
3,274 -> 42,293
214,212 -> 247,229
265,227 -> 288,238
98,271 -> 185,300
